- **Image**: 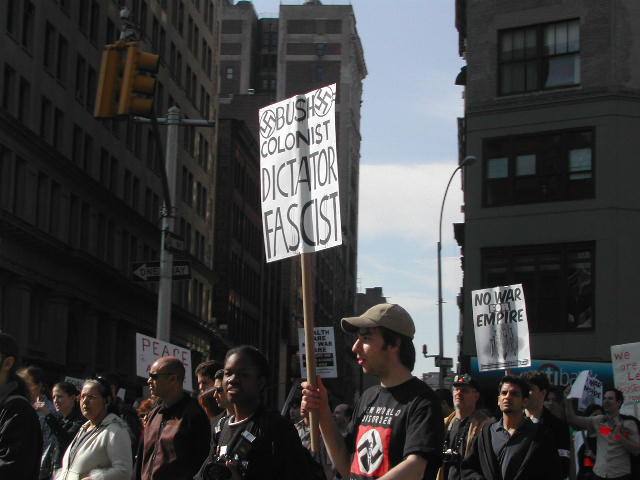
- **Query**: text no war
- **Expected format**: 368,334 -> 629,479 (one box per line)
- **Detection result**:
263,192 -> 340,260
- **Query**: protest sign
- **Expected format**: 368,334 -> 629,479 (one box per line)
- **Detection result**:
472,284 -> 531,371
611,342 -> 640,416
298,326 -> 338,378
259,84 -> 341,262
135,332 -> 193,391
567,370 -> 603,411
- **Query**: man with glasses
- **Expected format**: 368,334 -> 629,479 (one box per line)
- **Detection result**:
0,332 -> 42,480
437,374 -> 493,480
133,356 -> 210,480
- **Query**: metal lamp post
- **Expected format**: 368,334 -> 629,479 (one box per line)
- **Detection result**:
437,155 -> 476,389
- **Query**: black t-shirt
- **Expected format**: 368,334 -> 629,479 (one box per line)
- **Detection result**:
346,377 -> 443,480
194,408 -> 310,480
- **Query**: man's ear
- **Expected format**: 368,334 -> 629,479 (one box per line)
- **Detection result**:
1,355 -> 15,373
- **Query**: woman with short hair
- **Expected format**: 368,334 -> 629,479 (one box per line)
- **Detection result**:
53,378 -> 131,480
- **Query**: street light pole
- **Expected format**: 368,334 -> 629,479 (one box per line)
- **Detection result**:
437,155 -> 476,389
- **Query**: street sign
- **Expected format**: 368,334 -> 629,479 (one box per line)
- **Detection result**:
163,231 -> 185,252
435,356 -> 453,369
131,261 -> 191,281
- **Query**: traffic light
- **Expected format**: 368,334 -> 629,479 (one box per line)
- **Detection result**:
94,42 -> 124,118
117,42 -> 159,116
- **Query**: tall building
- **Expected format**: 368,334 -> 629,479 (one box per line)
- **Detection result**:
218,0 -> 366,404
0,0 -> 224,392
456,0 -> 640,381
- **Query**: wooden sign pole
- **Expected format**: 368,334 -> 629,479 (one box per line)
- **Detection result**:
301,252 -> 320,453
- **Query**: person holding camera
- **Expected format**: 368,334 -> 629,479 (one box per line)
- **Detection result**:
436,374 -> 492,480
194,345 -> 313,480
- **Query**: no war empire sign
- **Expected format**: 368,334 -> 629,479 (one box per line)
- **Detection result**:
472,284 -> 532,372
259,84 -> 341,262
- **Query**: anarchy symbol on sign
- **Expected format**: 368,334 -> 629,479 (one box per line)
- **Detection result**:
260,109 -> 277,138
314,86 -> 335,117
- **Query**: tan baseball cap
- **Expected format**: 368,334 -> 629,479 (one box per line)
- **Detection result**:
341,303 -> 415,338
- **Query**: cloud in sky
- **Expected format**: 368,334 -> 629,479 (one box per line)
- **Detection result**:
358,163 -> 465,248
357,162 -> 467,374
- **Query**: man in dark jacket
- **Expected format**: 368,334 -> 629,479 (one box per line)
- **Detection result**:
520,370 -> 571,478
461,375 -> 562,480
0,332 -> 42,480
133,356 -> 210,480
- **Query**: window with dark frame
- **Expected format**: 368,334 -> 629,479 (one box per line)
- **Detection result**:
482,242 -> 594,333
499,19 -> 580,95
483,128 -> 594,206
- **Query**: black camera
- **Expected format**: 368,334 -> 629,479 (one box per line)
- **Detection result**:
442,448 -> 462,465
205,430 -> 258,479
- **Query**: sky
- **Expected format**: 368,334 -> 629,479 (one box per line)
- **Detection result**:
248,0 -> 466,377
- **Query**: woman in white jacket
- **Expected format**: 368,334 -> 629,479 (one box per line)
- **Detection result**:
54,378 -> 132,480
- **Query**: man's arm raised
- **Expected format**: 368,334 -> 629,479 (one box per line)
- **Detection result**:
301,376 -> 351,479
562,386 -> 592,431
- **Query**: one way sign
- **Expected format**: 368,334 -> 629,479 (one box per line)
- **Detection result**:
131,261 -> 192,282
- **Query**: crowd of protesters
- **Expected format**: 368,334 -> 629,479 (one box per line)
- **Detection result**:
1,302 -> 639,480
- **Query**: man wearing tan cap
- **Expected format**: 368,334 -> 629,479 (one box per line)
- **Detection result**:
301,303 -> 444,480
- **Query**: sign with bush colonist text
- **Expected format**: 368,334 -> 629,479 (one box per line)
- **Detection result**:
472,284 -> 531,371
259,84 -> 341,262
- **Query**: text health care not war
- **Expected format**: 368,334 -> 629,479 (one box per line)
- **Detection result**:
259,84 -> 341,262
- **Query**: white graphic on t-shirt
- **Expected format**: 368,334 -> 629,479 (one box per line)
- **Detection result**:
357,428 -> 384,474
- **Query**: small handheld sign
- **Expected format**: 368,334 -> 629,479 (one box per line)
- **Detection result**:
259,84 -> 340,453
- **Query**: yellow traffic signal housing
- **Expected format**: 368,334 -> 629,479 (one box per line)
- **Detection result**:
117,42 -> 159,116
94,43 -> 124,118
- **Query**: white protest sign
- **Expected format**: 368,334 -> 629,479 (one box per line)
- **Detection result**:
259,84 -> 341,262
135,333 -> 193,391
611,342 -> 640,416
472,284 -> 531,371
298,326 -> 338,378
567,370 -> 603,411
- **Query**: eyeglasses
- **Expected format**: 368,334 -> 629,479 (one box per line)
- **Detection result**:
148,372 -> 173,380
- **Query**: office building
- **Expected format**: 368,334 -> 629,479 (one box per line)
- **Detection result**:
0,0 -> 223,392
455,0 -> 640,380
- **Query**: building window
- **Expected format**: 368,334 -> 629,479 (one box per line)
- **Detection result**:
6,0 -> 18,36
21,1 -> 35,52
18,78 -> 30,125
43,23 -> 56,70
482,242 -> 594,332
56,35 -> 68,83
483,128 -> 594,206
225,67 -> 234,80
499,19 -> 580,95
39,96 -> 52,140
